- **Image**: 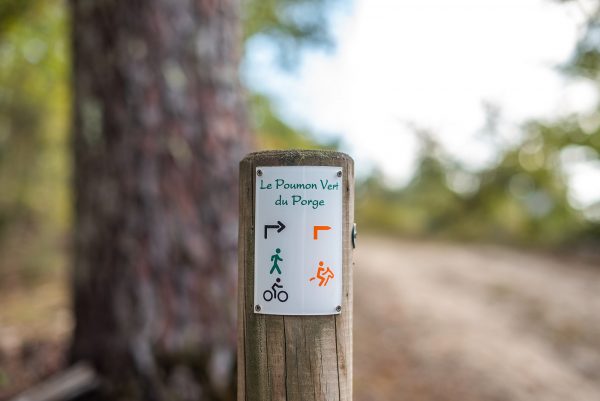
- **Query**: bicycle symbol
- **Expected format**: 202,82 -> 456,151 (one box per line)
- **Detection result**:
263,278 -> 289,303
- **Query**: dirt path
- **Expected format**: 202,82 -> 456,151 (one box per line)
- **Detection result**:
354,237 -> 600,401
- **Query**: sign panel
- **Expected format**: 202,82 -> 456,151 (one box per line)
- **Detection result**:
254,166 -> 343,315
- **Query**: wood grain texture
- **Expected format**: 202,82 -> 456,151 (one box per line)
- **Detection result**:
238,150 -> 354,401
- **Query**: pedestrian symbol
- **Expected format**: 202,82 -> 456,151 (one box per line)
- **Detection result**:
270,248 -> 283,274
309,261 -> 335,287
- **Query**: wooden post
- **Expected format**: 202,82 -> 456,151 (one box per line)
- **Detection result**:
238,150 -> 354,401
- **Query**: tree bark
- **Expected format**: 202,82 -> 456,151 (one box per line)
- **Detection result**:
70,0 -> 249,400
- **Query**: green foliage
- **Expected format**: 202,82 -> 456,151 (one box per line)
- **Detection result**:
243,0 -> 338,66
242,0 -> 343,148
356,2 -> 600,246
0,0 -> 38,34
249,93 -> 339,150
357,108 -> 598,246
560,1 -> 600,81
0,0 -> 69,285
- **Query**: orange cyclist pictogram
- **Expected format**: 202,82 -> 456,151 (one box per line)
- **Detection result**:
309,261 -> 335,287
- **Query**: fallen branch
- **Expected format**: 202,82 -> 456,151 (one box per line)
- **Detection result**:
9,362 -> 99,401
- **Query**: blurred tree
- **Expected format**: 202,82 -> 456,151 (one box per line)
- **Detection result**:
70,1 -> 249,400
69,1 -> 339,400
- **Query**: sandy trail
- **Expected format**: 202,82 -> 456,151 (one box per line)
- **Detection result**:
354,237 -> 600,401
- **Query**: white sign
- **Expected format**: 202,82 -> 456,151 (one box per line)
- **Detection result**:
254,166 -> 343,315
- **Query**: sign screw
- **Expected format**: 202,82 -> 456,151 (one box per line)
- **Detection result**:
337,171 -> 342,177
257,169 -> 263,177
336,305 -> 342,312
255,305 -> 261,312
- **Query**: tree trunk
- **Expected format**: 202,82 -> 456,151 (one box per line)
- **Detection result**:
69,0 -> 249,400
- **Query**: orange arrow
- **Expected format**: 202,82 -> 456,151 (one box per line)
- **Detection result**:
313,225 -> 331,240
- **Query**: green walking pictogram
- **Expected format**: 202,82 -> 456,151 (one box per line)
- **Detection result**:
270,248 -> 283,274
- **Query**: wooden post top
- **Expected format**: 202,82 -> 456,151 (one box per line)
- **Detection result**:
241,149 -> 354,166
